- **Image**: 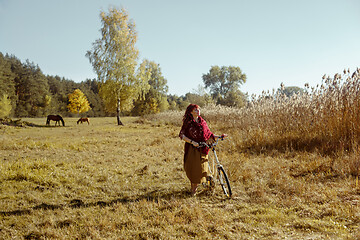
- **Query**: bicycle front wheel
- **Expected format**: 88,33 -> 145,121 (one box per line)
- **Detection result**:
217,166 -> 232,197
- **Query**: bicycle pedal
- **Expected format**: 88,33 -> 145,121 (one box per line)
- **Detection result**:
206,176 -> 215,189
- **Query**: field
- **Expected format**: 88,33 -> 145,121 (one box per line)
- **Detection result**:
0,112 -> 359,239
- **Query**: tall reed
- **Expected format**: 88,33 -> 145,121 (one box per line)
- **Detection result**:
148,68 -> 360,157
236,68 -> 360,155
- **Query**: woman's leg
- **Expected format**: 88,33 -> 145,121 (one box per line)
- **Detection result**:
191,183 -> 198,196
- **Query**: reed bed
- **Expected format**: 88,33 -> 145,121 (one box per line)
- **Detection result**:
145,68 -> 360,175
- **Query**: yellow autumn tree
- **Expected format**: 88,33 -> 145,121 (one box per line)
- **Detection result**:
67,89 -> 91,115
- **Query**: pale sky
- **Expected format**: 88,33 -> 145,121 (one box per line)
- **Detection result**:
0,0 -> 359,96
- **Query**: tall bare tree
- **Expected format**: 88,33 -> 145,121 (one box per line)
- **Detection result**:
86,7 -> 148,125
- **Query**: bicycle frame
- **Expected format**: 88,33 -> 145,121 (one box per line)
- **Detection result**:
204,139 -> 222,176
199,137 -> 232,197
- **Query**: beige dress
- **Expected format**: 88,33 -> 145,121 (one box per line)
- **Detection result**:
184,145 -> 209,184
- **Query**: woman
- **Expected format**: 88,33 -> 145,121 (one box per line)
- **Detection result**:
179,104 -> 227,196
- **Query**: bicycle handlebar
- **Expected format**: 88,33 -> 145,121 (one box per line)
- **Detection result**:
198,135 -> 225,148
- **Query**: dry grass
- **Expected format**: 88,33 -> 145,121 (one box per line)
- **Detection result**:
1,69 -> 360,239
0,117 -> 358,239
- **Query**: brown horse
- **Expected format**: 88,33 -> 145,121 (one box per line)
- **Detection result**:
46,115 -> 65,126
77,117 -> 90,125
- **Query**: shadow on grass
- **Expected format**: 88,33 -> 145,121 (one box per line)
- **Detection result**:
0,189 -> 203,217
0,118 -> 70,128
1,118 -> 48,128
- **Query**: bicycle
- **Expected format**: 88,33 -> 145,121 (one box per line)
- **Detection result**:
199,136 -> 232,198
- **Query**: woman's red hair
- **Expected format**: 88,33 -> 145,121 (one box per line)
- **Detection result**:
182,104 -> 199,124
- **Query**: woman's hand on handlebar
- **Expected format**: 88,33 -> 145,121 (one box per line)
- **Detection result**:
220,134 -> 228,139
191,141 -> 200,147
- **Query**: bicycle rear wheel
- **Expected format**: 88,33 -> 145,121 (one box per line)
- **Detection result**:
217,166 -> 232,197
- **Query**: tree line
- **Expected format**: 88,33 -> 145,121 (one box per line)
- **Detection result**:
0,51 -> 248,119
0,52 -> 105,118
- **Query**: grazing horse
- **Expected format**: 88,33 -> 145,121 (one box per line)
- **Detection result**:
77,117 -> 90,125
46,115 -> 65,126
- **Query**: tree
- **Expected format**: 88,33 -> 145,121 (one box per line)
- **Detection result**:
183,93 -> 211,108
132,60 -> 169,115
167,94 -> 181,110
218,89 -> 247,107
0,53 -> 16,116
86,7 -> 148,125
202,66 -> 247,106
0,94 -> 12,118
13,60 -> 51,117
277,85 -> 304,97
79,79 -> 106,117
67,89 -> 91,116
188,84 -> 214,107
